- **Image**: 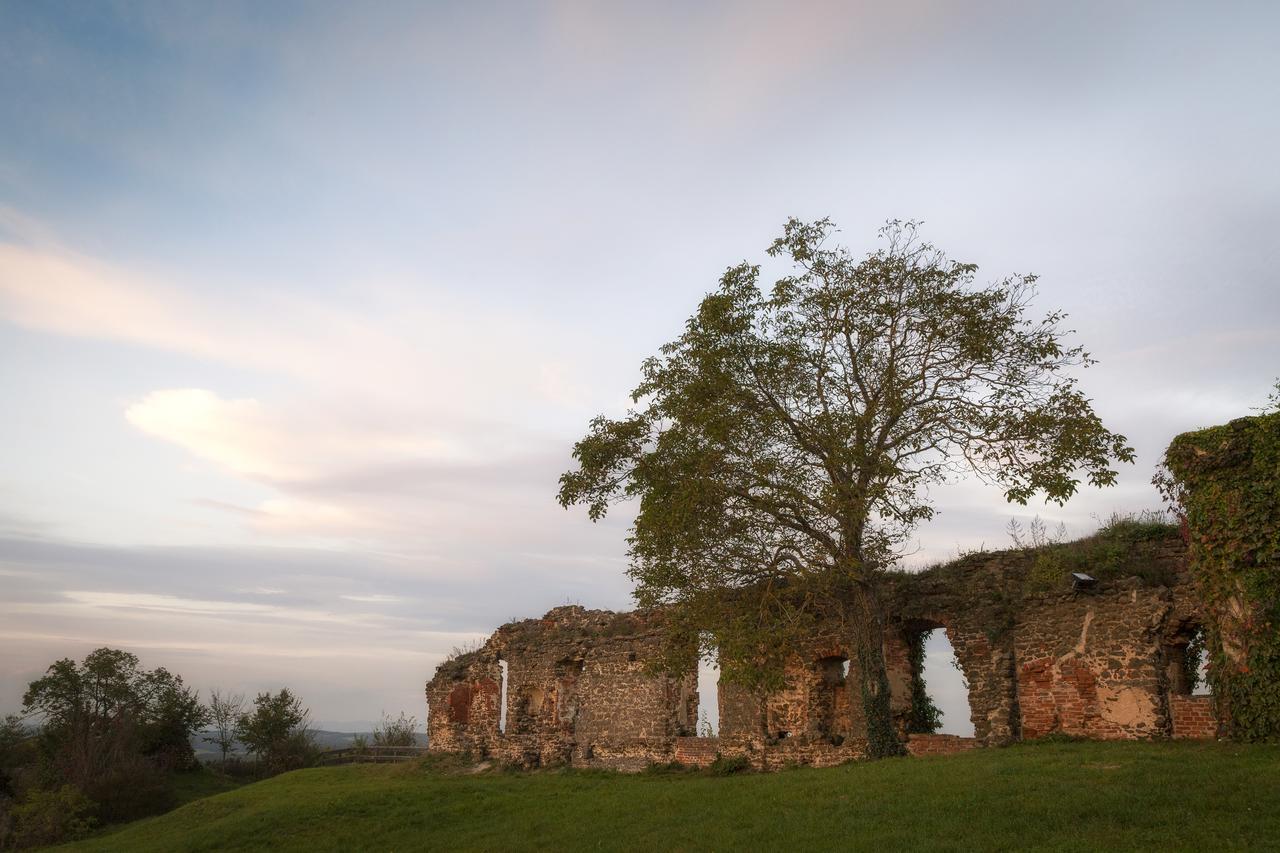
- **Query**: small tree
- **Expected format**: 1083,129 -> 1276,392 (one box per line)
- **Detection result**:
203,690 -> 245,766
559,219 -> 1132,757
236,689 -> 313,774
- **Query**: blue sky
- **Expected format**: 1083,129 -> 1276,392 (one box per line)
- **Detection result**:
2,1 -> 1278,732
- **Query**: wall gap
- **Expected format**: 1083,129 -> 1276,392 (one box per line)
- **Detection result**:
1165,624 -> 1211,698
498,659 -> 509,734
916,627 -> 974,737
697,646 -> 720,736
815,654 -> 850,743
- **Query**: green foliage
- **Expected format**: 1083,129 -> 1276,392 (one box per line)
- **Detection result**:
372,712 -> 418,748
57,743 -> 1280,852
22,648 -> 209,770
1022,512 -> 1181,593
1022,731 -> 1086,745
905,632 -> 944,735
696,707 -> 713,738
559,218 -> 1131,753
8,648 -> 210,833
7,784 -> 96,848
641,760 -> 694,775
78,753 -> 176,824
0,716 -> 36,802
1163,411 -> 1280,742
1184,630 -> 1206,695
235,689 -> 317,775
707,754 -> 752,776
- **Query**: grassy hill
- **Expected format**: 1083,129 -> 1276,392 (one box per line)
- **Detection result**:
62,741 -> 1279,852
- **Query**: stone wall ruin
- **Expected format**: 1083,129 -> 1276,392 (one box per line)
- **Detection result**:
426,532 -> 1220,771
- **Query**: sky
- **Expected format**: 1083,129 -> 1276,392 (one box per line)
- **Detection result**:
1,1 -> 1278,735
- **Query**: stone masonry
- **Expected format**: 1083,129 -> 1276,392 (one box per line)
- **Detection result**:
426,537 -> 1219,771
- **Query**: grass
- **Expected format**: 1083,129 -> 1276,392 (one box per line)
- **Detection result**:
167,765 -> 246,808
1024,512 -> 1182,592
59,741 -> 1279,852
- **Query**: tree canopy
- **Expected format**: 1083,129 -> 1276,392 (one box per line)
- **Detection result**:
559,219 -> 1133,755
22,647 -> 208,767
236,689 -> 313,773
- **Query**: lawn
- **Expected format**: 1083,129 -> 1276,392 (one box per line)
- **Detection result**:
61,741 -> 1280,852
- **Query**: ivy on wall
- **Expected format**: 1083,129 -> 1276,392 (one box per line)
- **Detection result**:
1163,412 -> 1280,742
905,631 -> 944,734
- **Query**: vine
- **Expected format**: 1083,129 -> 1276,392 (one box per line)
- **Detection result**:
905,631 -> 944,734
1161,411 -> 1280,742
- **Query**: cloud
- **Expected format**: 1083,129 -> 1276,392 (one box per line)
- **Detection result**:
0,532 -> 631,721
0,239 -> 627,550
0,241 -> 597,419
124,389 -> 455,481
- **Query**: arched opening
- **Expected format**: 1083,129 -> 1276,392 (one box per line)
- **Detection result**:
697,647 -> 720,736
1164,623 -> 1211,697
497,659 -> 509,734
914,627 -> 973,737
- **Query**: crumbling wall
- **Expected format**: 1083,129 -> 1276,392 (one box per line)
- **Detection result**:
1014,583 -> 1174,739
428,536 -> 1215,770
425,606 -> 696,770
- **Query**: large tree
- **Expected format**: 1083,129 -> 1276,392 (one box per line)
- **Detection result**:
23,647 -> 209,769
558,219 -> 1133,756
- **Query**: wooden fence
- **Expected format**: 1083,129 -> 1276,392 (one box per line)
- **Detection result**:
317,745 -> 432,765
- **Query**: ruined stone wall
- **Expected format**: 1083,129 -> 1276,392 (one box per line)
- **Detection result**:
1014,583 -> 1174,739
425,606 -> 696,771
427,537 -> 1218,771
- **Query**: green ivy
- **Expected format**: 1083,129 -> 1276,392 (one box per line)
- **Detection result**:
1164,412 -> 1280,742
905,631 -> 944,734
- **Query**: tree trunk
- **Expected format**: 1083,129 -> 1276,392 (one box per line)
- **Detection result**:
848,582 -> 905,758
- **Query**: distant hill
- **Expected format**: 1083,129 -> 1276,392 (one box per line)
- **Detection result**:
190,729 -> 427,760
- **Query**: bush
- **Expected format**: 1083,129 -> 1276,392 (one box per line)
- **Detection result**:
642,761 -> 692,775
8,785 -> 96,849
708,754 -> 752,776
373,712 -> 418,748
78,753 -> 175,824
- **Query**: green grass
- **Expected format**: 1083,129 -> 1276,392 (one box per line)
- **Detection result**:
60,742 -> 1280,852
167,765 -> 246,808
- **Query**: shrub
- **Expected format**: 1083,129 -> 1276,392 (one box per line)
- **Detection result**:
78,753 -> 175,824
373,712 -> 418,748
708,754 -> 751,776
8,785 -> 96,849
642,761 -> 692,775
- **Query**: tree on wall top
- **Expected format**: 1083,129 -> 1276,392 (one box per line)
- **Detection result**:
558,218 -> 1133,757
